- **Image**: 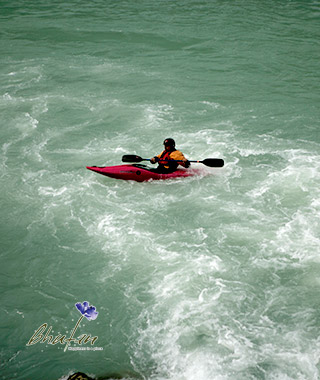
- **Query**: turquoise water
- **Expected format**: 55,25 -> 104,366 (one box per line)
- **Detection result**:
1,1 -> 320,379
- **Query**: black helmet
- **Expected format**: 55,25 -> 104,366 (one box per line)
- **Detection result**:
163,138 -> 175,148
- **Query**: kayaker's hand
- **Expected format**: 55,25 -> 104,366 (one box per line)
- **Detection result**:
150,157 -> 159,164
181,159 -> 190,168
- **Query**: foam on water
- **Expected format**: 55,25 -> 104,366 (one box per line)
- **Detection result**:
2,99 -> 320,378
1,1 -> 320,379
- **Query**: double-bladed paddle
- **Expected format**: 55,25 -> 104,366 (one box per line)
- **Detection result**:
122,155 -> 224,168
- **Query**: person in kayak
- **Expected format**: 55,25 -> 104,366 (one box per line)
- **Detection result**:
150,138 -> 190,173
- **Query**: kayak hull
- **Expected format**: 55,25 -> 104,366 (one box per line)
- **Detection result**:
86,164 -> 198,182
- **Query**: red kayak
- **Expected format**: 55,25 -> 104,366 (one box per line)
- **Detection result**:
86,164 -> 200,182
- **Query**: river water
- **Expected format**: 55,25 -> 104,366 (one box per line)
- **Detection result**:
1,1 -> 320,379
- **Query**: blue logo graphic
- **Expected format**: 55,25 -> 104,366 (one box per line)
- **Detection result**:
75,301 -> 98,321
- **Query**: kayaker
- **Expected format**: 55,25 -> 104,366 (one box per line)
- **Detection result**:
150,138 -> 190,173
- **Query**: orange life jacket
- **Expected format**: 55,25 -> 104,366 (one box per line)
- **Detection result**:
157,149 -> 186,170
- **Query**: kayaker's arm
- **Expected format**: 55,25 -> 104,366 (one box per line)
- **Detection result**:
170,150 -> 190,168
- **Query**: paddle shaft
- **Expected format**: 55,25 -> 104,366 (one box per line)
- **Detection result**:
122,155 -> 224,168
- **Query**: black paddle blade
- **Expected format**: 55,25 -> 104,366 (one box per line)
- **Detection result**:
201,158 -> 224,167
122,154 -> 143,163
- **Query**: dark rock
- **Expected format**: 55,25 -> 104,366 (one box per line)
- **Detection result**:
67,372 -> 94,380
